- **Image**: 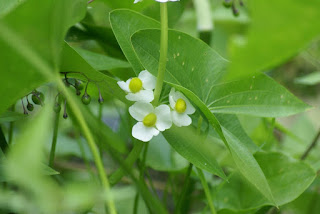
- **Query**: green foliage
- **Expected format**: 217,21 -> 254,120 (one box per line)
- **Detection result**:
1,0 -> 320,213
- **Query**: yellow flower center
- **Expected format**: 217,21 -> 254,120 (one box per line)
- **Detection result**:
129,77 -> 143,93
175,98 -> 187,113
143,113 -> 157,127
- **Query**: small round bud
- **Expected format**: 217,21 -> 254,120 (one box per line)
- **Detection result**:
32,92 -> 44,105
63,112 -> 68,119
76,90 -> 81,96
27,103 -> 34,111
75,80 -> 84,90
232,7 -> 239,16
223,0 -> 232,8
82,94 -> 91,105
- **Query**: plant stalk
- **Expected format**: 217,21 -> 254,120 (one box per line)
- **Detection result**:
48,112 -> 60,167
153,2 -> 168,106
301,128 -> 320,160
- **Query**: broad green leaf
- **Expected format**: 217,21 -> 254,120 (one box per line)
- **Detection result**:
282,178 -> 320,214
74,47 -> 131,71
60,42 -> 128,104
4,107 -> 62,213
110,9 -> 160,74
163,126 -> 227,179
228,0 -> 320,79
131,29 -> 310,117
42,164 -> 60,176
216,152 -> 316,212
295,71 -> 320,85
0,111 -> 26,123
131,29 -> 275,203
0,0 -> 25,17
0,0 -> 87,115
146,133 -> 188,172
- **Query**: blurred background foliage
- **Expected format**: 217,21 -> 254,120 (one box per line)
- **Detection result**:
1,0 -> 320,213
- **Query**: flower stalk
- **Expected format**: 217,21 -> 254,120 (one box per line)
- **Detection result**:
153,2 -> 168,106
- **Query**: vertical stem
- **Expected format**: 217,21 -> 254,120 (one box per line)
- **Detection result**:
8,104 -> 15,144
49,112 -> 60,167
174,163 -> 193,214
301,128 -> 320,160
196,168 -> 216,214
56,80 -> 117,214
133,192 -> 140,214
193,0 -> 213,45
153,3 -> 168,106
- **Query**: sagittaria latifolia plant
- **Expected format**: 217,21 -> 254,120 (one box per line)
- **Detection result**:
1,0 -> 320,213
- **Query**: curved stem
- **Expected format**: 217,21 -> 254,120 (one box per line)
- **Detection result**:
152,2 -> 168,106
301,128 -> 320,160
56,79 -> 117,214
109,141 -> 144,185
196,168 -> 216,214
48,112 -> 60,167
174,163 -> 193,214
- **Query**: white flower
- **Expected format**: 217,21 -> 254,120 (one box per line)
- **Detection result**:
169,88 -> 195,127
134,0 -> 180,3
129,102 -> 172,142
117,70 -> 156,103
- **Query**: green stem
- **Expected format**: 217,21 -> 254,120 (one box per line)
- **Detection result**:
48,112 -> 60,167
174,163 -> 193,214
0,22 -> 117,214
56,79 -> 117,214
133,192 -> 139,214
8,104 -> 15,144
109,141 -> 144,185
196,168 -> 216,214
193,0 -> 213,45
152,2 -> 168,106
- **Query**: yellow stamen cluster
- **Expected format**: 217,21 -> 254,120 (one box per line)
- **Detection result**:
175,98 -> 187,113
143,113 -> 157,127
129,77 -> 143,93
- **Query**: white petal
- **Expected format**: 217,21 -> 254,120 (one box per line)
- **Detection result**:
171,111 -> 192,127
169,88 -> 176,109
170,88 -> 195,114
155,105 -> 172,131
129,102 -> 154,121
125,90 -> 154,102
134,0 -> 142,3
139,70 -> 156,90
132,122 -> 159,142
117,79 -> 131,93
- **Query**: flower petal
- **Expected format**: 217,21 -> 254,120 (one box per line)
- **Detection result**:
170,88 -> 195,114
134,0 -> 142,3
155,104 -> 172,131
125,90 -> 154,102
132,122 -> 159,142
169,88 -> 176,109
139,70 -> 156,90
117,79 -> 131,93
129,102 -> 154,121
155,0 -> 180,2
171,111 -> 192,127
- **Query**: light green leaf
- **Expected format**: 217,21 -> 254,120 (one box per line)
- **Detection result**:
60,42 -> 128,104
0,111 -> 26,123
295,71 -> 320,85
228,0 -> 320,79
163,126 -> 227,179
216,152 -> 316,212
0,0 -> 25,17
131,28 -> 275,203
110,9 -> 160,74
146,133 -> 188,172
131,29 -> 310,117
73,47 -> 131,71
0,0 -> 87,115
